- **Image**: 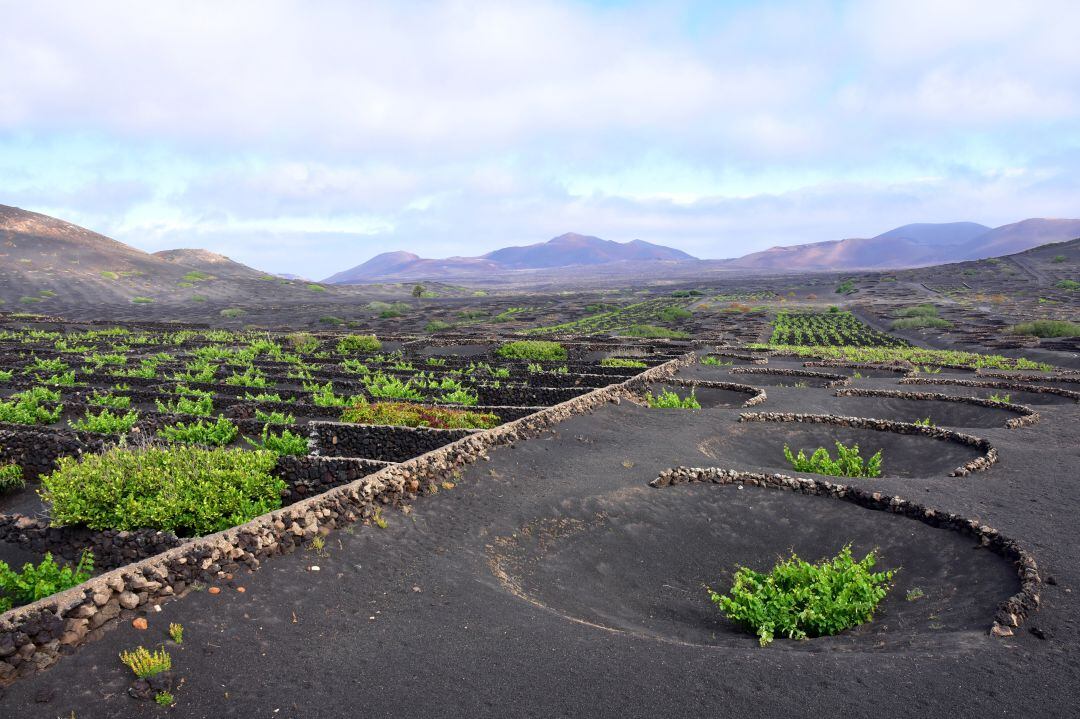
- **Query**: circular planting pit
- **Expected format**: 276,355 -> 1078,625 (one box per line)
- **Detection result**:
833,394 -> 1026,428
488,483 -> 1021,650
725,369 -> 843,388
645,382 -> 759,409
697,418 -> 987,477
804,363 -> 911,379
901,379 -> 1078,406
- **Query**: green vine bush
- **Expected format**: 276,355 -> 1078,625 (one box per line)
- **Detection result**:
784,442 -> 883,478
708,545 -> 895,646
0,551 -> 94,612
645,389 -> 701,409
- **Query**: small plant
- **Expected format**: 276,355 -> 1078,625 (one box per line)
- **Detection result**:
372,506 -> 388,529
1051,254 -> 1066,263
495,340 -> 567,361
255,409 -> 294,425
708,545 -> 895,646
0,551 -> 94,612
700,356 -> 731,367
120,646 -> 172,678
835,279 -> 856,295
1010,320 -> 1080,338
989,393 -> 1012,404
131,296 -> 155,304
337,334 -> 381,353
364,373 -> 423,401
622,324 -> 690,339
1055,279 -> 1079,290
0,387 -> 63,425
424,320 -> 453,332
69,408 -> 140,434
906,587 -> 925,601
219,308 -> 246,318
439,387 -> 479,406
245,427 -> 308,456
168,622 -> 184,644
155,394 -> 214,416
342,401 -> 498,429
87,391 -> 131,410
155,691 -> 175,706
784,442 -> 883,478
159,416 -> 238,446
0,463 -> 24,492
912,417 -> 934,427
601,357 -> 647,368
645,389 -> 701,409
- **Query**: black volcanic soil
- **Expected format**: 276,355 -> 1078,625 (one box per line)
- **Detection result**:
3,377 -> 1079,717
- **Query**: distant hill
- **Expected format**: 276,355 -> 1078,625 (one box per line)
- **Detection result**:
153,248 -> 269,280
727,219 -> 1080,271
325,233 -> 696,283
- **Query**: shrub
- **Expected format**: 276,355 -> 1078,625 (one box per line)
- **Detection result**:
0,370 -> 12,382
245,427 -> 308,456
708,545 -> 894,646
169,623 -> 184,644
895,304 -> 939,318
0,463 -> 24,493
1010,320 -> 1080,338
285,332 -> 319,352
182,270 -> 212,282
989,393 -> 1011,404
0,551 -> 94,612
131,296 -> 154,304
342,401 -> 498,429
659,306 -> 692,322
43,445 -> 283,535
155,394 -> 214,416
364,373 -> 423,401
424,320 -> 453,333
784,442 -> 883,478
155,691 -> 175,706
337,334 -> 381,353
100,270 -> 120,280
700,356 -> 731,366
496,341 -> 567,361
600,357 -> 647,368
69,408 -> 139,434
255,409 -> 294,425
319,316 -> 344,326
835,279 -> 856,295
120,646 -> 172,678
0,387 -> 63,425
438,387 -> 479,406
307,381 -> 354,408
1055,279 -> 1079,290
622,324 -> 690,339
646,389 -> 700,409
306,283 -> 326,292
1052,255 -> 1066,263
159,416 -> 238,446
912,417 -> 934,427
220,308 -> 246,318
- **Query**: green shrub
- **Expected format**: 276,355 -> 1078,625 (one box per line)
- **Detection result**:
364,373 -> 423,401
155,394 -> 214,416
42,445 -> 283,536
131,296 -> 154,304
182,270 -> 212,282
600,357 -> 647,368
1055,279 -> 1079,290
989,393 -> 1011,404
1052,255 -> 1067,263
895,304 -> 939,318
708,545 -> 894,646
337,334 -> 381,353
495,341 -> 567,361
319,316 -> 344,325
622,324 -> 690,339
659,306 -> 692,322
220,308 -> 246,318
69,408 -> 139,434
87,391 -> 131,410
424,320 -> 453,333
0,463 -> 24,493
835,279 -> 856,295
0,387 -> 63,425
306,283 -> 326,292
245,427 -> 308,456
100,270 -> 120,280
784,442 -> 883,478
0,370 -> 12,382
159,416 -> 238,446
912,417 -> 934,427
645,389 -> 700,409
255,409 -> 294,425
120,646 -> 172,678
0,551 -> 94,612
700,356 -> 732,366
439,387 -> 479,405
342,400 -> 498,429
1010,320 -> 1080,338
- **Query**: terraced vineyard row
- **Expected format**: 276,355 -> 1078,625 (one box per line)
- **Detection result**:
525,298 -> 693,338
769,310 -> 908,348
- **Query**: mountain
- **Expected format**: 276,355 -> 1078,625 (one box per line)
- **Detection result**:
727,219 -> 1080,271
325,233 -> 697,283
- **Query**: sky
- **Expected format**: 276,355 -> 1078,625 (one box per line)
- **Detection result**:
2,0 -> 1079,279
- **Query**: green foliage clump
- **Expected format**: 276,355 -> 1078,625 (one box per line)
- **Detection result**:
989,393 -> 1011,404
600,357 -> 647,368
1051,255 -> 1066,263
337,334 -> 381,353
708,545 -> 894,646
0,463 -> 24,493
255,409 -> 294,425
87,391 -> 131,410
891,316 -> 952,330
219,308 -> 246,318
42,445 -> 284,536
645,389 -> 700,409
364,372 -> 423,401
424,320 -> 453,333
342,400 -> 498,429
159,416 -> 238,446
245,427 -> 308,456
120,646 -> 172,678
784,442 -> 883,478
1010,320 -> 1080,338
835,279 -> 856,295
912,417 -> 934,427
895,304 -> 940,318
131,296 -> 154,304
1055,279 -> 1079,290
69,408 -> 140,434
496,340 -> 567,361
0,387 -> 63,425
700,356 -> 732,366
0,551 -> 94,612
155,393 -> 214,416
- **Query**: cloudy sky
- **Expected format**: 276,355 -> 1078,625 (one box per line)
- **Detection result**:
2,0 -> 1079,278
